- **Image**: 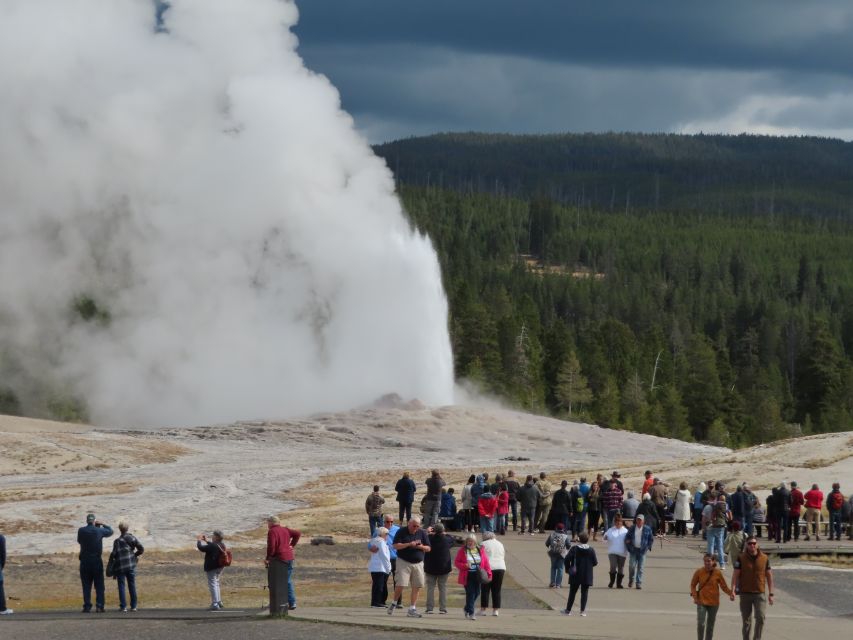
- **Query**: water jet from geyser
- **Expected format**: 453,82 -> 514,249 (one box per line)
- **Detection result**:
0,0 -> 454,427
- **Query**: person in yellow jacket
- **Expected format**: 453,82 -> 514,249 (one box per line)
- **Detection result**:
690,553 -> 734,640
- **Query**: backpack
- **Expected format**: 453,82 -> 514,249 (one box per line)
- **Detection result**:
549,532 -> 568,557
571,487 -> 584,512
713,502 -> 728,528
217,543 -> 233,568
830,491 -> 844,511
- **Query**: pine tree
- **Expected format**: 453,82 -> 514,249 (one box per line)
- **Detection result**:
556,351 -> 593,417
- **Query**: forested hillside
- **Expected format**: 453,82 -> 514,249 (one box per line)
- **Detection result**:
388,132 -> 853,445
376,133 -> 853,219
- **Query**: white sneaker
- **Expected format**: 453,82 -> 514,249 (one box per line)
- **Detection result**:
492,610 -> 499,616
561,609 -> 573,615
0,609 -> 13,615
580,611 -> 587,617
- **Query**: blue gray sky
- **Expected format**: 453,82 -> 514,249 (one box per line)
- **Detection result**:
293,0 -> 853,143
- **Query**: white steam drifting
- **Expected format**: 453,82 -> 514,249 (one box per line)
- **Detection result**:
0,0 -> 454,426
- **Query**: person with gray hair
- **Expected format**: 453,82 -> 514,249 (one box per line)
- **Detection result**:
77,513 -> 113,613
197,530 -> 226,611
622,490 -> 639,519
368,526 -> 391,608
111,521 -> 144,612
265,515 -> 301,615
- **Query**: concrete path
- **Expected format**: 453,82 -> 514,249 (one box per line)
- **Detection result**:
290,533 -> 853,639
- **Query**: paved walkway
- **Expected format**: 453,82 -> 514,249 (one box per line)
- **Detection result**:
290,533 -> 853,639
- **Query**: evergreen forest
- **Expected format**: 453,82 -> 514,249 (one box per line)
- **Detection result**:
377,133 -> 853,446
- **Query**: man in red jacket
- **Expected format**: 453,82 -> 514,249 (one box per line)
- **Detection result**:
265,515 -> 301,615
788,482 -> 805,541
803,484 -> 823,541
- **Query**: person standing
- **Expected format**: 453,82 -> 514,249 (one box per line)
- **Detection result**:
423,523 -> 454,614
111,521 -> 144,612
368,527 -> 392,608
77,513 -> 114,613
625,514 -> 654,589
0,531 -> 11,615
562,532 -> 597,616
495,482 -> 509,534
477,488 -> 498,533
461,475 -> 476,532
365,485 -> 386,537
788,482 -> 804,542
724,521 -> 746,567
693,482 -> 707,538
602,473 -> 624,532
674,482 -> 692,537
265,515 -> 300,615
424,470 -> 446,528
535,472 -> 553,534
649,478 -> 670,536
636,492 -> 659,534
197,530 -> 226,611
604,512 -> 628,588
690,553 -> 734,640
827,482 -> 845,541
369,515 -> 401,606
551,480 -> 573,533
741,484 -> 757,537
732,536 -> 774,640
642,470 -> 655,498
389,517 -> 431,618
505,470 -> 520,532
479,531 -> 505,616
586,480 -> 601,541
517,475 -> 539,535
570,480 -> 586,541
775,483 -> 791,543
545,523 -> 570,588
454,534 -> 492,620
395,472 -> 416,524
803,483 -> 823,541
707,497 -> 730,568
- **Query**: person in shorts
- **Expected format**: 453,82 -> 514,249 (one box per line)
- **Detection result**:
388,516 -> 431,618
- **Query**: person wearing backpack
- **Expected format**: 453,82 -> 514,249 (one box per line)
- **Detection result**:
111,521 -> 144,612
197,530 -> 227,611
545,523 -> 569,588
707,498 -> 730,569
265,515 -> 301,615
827,483 -> 844,541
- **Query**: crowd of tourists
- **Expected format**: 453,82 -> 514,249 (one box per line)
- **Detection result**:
363,468 -> 851,638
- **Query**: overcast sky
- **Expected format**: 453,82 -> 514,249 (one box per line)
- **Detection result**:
293,0 -> 853,143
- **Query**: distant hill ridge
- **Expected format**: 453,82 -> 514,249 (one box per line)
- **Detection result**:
374,132 -> 853,218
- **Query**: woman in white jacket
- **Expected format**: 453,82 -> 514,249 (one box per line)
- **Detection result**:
368,527 -> 392,608
674,482 -> 693,537
478,531 -> 506,616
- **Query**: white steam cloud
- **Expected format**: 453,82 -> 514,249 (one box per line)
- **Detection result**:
0,0 -> 454,426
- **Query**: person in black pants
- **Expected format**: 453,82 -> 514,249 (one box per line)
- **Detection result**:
562,532 -> 598,616
395,472 -> 416,523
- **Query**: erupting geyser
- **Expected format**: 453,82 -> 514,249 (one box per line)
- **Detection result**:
0,0 -> 454,426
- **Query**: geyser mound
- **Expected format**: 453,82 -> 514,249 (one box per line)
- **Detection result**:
0,0 -> 454,426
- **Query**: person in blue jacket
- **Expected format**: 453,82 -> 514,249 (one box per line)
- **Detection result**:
77,513 -> 114,612
624,513 -> 654,590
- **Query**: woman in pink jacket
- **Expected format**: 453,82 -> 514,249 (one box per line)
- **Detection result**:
454,534 -> 492,620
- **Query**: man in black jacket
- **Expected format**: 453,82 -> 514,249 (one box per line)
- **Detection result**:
505,470 -> 521,531
423,523 -> 457,614
395,472 -> 416,523
775,483 -> 792,543
551,480 -> 574,532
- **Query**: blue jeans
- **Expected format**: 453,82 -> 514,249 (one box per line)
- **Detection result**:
628,550 -> 646,585
369,515 -> 382,537
742,512 -> 753,536
116,569 -> 137,609
707,526 -> 726,566
464,572 -> 481,615
829,511 -> 843,539
572,512 -> 586,537
549,554 -> 564,586
80,561 -> 105,610
479,515 -> 494,533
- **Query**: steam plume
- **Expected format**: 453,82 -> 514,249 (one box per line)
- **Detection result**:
0,0 -> 454,426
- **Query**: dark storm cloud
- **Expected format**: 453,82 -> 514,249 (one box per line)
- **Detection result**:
292,1 -> 853,142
